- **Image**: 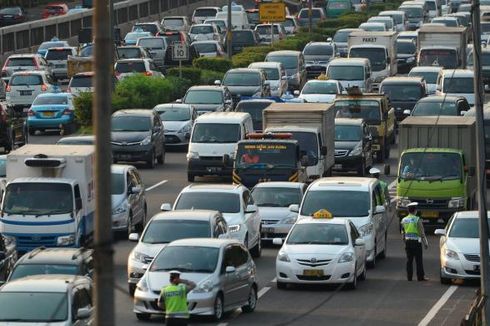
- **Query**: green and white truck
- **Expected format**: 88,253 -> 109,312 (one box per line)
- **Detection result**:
396,116 -> 476,227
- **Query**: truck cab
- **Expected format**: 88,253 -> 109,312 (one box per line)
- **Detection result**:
229,133 -> 307,188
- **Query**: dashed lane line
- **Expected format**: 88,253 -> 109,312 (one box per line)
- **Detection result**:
146,179 -> 168,191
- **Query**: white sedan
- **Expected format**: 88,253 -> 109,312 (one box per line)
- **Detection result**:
274,214 -> 366,289
297,80 -> 343,103
435,211 -> 489,284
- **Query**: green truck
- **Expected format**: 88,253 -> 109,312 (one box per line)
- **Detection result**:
396,116 -> 477,227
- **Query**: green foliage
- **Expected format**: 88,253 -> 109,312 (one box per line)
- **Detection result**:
193,57 -> 232,73
232,46 -> 271,68
73,92 -> 93,127
200,69 -> 225,85
167,67 -> 202,82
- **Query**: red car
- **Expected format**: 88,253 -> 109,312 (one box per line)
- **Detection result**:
42,3 -> 68,19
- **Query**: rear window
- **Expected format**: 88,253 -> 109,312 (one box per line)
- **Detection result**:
304,44 -> 334,56
6,58 -> 35,67
138,38 -> 166,49
232,31 -> 255,43
45,49 -> 72,60
164,33 -> 182,44
194,8 -> 218,17
10,74 -> 43,86
299,9 -> 322,18
134,24 -> 158,35
190,25 -> 214,34
32,96 -> 68,105
46,6 -> 64,13
115,62 -> 146,73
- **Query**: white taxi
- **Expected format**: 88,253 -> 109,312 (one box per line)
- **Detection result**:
274,210 -> 366,289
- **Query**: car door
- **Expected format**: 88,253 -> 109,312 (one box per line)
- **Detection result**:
242,190 -> 259,247
126,170 -> 140,225
129,168 -> 145,224
72,286 -> 93,325
234,244 -> 254,303
221,245 -> 242,307
372,183 -> 387,254
349,222 -> 364,275
153,113 -> 164,155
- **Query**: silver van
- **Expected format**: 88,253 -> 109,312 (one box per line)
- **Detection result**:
265,50 -> 306,91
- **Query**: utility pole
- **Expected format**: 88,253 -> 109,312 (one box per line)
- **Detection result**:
472,0 -> 490,322
227,0 -> 232,59
308,0 -> 313,33
93,0 -> 114,324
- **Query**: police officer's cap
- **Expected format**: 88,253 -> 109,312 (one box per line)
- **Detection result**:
369,167 -> 381,175
169,270 -> 181,276
407,202 -> 419,208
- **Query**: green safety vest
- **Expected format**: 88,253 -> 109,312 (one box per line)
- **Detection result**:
401,214 -> 420,240
160,283 -> 189,319
379,179 -> 388,200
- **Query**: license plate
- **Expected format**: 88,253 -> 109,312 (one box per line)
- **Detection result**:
334,164 -> 343,169
262,227 -> 273,233
207,167 -> 221,172
19,90 -> 32,96
303,269 -> 324,276
421,211 -> 439,218
55,64 -> 64,68
43,111 -> 54,117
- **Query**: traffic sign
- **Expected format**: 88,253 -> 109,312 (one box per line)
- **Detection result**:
259,2 -> 286,23
172,43 -> 189,61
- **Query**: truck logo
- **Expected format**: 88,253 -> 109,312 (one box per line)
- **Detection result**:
310,258 -> 317,263
362,37 -> 377,42
426,199 -> 434,204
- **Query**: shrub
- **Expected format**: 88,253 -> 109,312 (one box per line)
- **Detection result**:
200,69 -> 224,85
232,47 -> 271,67
193,57 -> 232,73
167,67 -> 202,82
73,92 -> 93,127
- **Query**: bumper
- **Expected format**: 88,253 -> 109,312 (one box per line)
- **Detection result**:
128,259 -> 147,285
27,116 -> 73,128
164,132 -> 189,146
333,155 -> 363,172
187,158 -> 232,177
440,258 -> 480,280
51,68 -> 68,79
5,232 -> 77,254
363,233 -> 375,262
261,222 -> 293,240
112,144 -> 153,162
276,259 -> 356,284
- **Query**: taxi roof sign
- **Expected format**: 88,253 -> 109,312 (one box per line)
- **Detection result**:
312,209 -> 333,219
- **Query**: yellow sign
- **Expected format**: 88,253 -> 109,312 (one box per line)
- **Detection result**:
313,209 -> 333,219
259,2 -> 286,23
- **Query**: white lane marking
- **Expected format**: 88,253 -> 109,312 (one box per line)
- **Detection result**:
418,285 -> 458,326
217,323 -> 228,326
271,277 -> 277,283
146,179 -> 168,191
258,286 -> 271,299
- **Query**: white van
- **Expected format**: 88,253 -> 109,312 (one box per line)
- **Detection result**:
379,10 -> 407,32
187,112 -> 254,182
290,177 -> 389,267
326,58 -> 373,92
215,11 -> 249,30
436,69 -> 475,106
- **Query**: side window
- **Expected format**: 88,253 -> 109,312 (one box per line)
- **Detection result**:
218,219 -> 228,234
79,288 -> 92,308
74,185 -> 82,211
132,170 -> 143,186
213,222 -> 221,238
126,172 -> 134,190
242,190 -> 251,208
235,245 -> 248,267
222,246 -> 234,272
350,223 -> 358,243
72,290 -> 81,321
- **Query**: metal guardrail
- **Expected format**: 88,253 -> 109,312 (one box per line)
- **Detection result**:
461,290 -> 486,326
0,0 -> 203,56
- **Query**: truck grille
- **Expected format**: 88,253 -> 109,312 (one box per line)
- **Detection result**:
410,198 -> 449,209
296,275 -> 331,281
16,235 -> 57,250
262,219 -> 279,225
199,156 -> 223,161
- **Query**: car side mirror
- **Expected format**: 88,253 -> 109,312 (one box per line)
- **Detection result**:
355,238 -> 365,246
289,204 -> 299,213
434,229 -> 446,236
320,146 -> 327,156
293,90 -> 300,96
0,251 -> 5,260
128,233 -> 139,242
225,266 -> 236,273
214,79 -> 222,86
130,186 -> 142,194
160,203 -> 172,211
375,205 -> 385,214
460,110 -> 467,116
245,204 -> 257,213
225,99 -> 232,105
403,109 -> 411,116
272,238 -> 283,245
77,307 -> 91,320
175,98 -> 183,103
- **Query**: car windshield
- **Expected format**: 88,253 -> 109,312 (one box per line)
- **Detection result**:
10,74 -> 43,86
175,192 -> 240,213
0,292 -> 68,322
419,49 -> 458,69
45,49 -> 71,60
0,7 -> 21,15
408,70 -> 438,83
32,96 -> 68,105
164,18 -> 184,27
247,12 -> 260,24
184,90 -> 223,104
333,31 -> 351,43
115,62 -> 146,73
235,101 -> 271,130
300,190 -> 370,217
80,45 -> 93,57
283,18 -> 295,27
433,18 -> 458,27
223,72 -> 260,86
299,9 -> 322,18
266,55 -> 298,69
382,13 -> 402,24
138,38 -> 165,49
381,84 -> 422,101
304,45 -> 334,56
302,82 -> 338,94
142,220 -> 211,244
287,131 -> 318,166
157,107 -> 190,121
57,137 -> 94,145
9,264 -> 79,281
427,1 -> 436,9
334,100 -> 381,123
191,123 -> 240,143
328,65 -> 364,80
206,20 -> 225,29
134,24 -> 158,35
190,25 -> 214,34
448,218 -> 482,238
232,31 -> 255,43
111,172 -> 125,195
335,124 -> 362,141
252,187 -> 302,207
193,43 -> 218,53
70,75 -> 92,87
397,41 -> 416,55
236,142 -> 297,168
399,152 -> 462,180
328,1 -> 350,9
151,246 -> 219,273
360,23 -> 385,31
260,67 -> 279,80
3,183 -> 73,215
400,7 -> 423,18
256,25 -> 280,35
287,223 -> 349,245
39,42 -> 66,50
349,48 -> 386,71
111,115 -> 151,132
412,101 -> 459,116
443,77 -> 474,93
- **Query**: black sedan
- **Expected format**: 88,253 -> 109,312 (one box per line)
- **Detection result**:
0,7 -> 27,27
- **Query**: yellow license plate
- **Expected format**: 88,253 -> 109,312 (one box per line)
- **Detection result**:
303,269 -> 324,276
422,211 -> 439,218
43,112 -> 54,117
372,144 -> 380,151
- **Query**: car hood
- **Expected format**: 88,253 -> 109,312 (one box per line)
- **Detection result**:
257,206 -> 296,221
189,103 -> 223,112
111,131 -> 150,143
335,140 -> 360,150
222,212 -> 244,226
134,242 -> 169,260
283,243 -> 349,257
446,237 -> 481,255
226,85 -> 261,96
397,54 -> 415,60
111,194 -> 126,209
299,94 -> 336,103
148,271 -> 211,292
163,120 -> 189,132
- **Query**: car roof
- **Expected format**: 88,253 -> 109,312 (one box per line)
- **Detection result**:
308,177 -> 375,191
112,109 -> 154,116
409,66 -> 442,73
154,103 -> 193,111
16,247 -> 92,265
116,58 -> 150,63
152,210 -> 220,221
452,211 -> 490,219
227,68 -> 262,74
1,275 -> 90,293
329,58 -> 369,65
8,54 -> 40,58
252,181 -> 305,189
296,217 -> 348,225
182,183 -> 244,193
10,70 -> 47,76
417,95 -> 462,103
188,85 -> 225,91
441,69 -> 474,77
267,50 -> 301,56
335,118 -> 364,126
195,112 -> 251,123
168,238 -> 240,248
57,135 -> 95,143
35,92 -> 70,98
381,76 -> 424,84
305,79 -> 339,84
249,61 -> 282,68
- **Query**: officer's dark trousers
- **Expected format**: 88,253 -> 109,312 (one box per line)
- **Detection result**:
405,239 -> 425,281
165,317 -> 188,326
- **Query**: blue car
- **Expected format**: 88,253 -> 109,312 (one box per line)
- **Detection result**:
27,92 -> 76,135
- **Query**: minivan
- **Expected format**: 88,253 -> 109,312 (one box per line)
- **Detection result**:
326,0 -> 352,18
187,112 -> 254,181
265,50 -> 306,91
436,69 -> 475,106
326,58 -> 372,92
379,76 -> 427,120
379,10 -> 407,32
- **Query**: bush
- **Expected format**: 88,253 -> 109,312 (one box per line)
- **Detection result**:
232,46 -> 271,67
167,67 -> 202,82
193,57 -> 232,73
200,69 -> 224,85
73,92 -> 93,127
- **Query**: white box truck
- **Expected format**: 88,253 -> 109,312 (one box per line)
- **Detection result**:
263,103 -> 335,181
1,144 -> 95,254
348,31 -> 398,90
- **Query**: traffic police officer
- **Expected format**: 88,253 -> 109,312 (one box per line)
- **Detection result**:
158,270 -> 196,326
369,167 -> 389,203
401,203 -> 429,281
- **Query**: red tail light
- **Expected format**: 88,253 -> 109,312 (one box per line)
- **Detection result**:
5,85 -> 11,92
28,109 -> 34,116
144,71 -> 153,76
41,84 -> 48,91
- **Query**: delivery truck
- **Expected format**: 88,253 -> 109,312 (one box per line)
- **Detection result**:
396,116 -> 476,227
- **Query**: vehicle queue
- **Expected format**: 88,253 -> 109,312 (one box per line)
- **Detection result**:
0,0 -> 487,324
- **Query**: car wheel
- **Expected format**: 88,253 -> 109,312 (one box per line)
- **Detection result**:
250,233 -> 262,258
277,281 -> 287,290
212,294 -> 224,321
146,150 -> 156,169
242,285 -> 257,313
346,266 -> 358,290
359,262 -> 367,281
187,173 -> 195,182
440,271 -> 451,285
128,283 -> 136,296
127,213 -> 134,238
379,232 -> 387,259
135,313 -> 151,321
157,146 -> 165,165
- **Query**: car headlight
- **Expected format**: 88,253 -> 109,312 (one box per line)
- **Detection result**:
136,277 -> 149,292
279,214 -> 297,224
448,197 -> 465,208
358,223 -> 374,237
397,197 -> 411,208
193,279 -> 214,293
407,57 -> 415,63
445,249 -> 459,260
112,204 -> 128,215
140,135 -> 151,146
186,151 -> 199,160
132,251 -> 150,264
374,76 -> 384,83
278,250 -> 290,262
228,224 -> 241,233
338,252 -> 354,263
348,143 -> 363,157
178,124 -> 191,134
57,234 -> 75,246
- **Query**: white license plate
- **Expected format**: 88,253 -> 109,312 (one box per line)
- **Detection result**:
207,167 -> 221,172
19,90 -> 32,96
262,227 -> 273,233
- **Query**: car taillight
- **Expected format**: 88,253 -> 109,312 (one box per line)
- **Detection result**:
28,109 -> 34,116
144,71 -> 153,76
5,85 -> 11,92
63,109 -> 72,115
41,84 -> 48,91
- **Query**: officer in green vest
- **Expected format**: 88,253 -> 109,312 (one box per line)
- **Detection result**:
401,202 -> 429,281
157,270 -> 196,326
369,167 -> 389,204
